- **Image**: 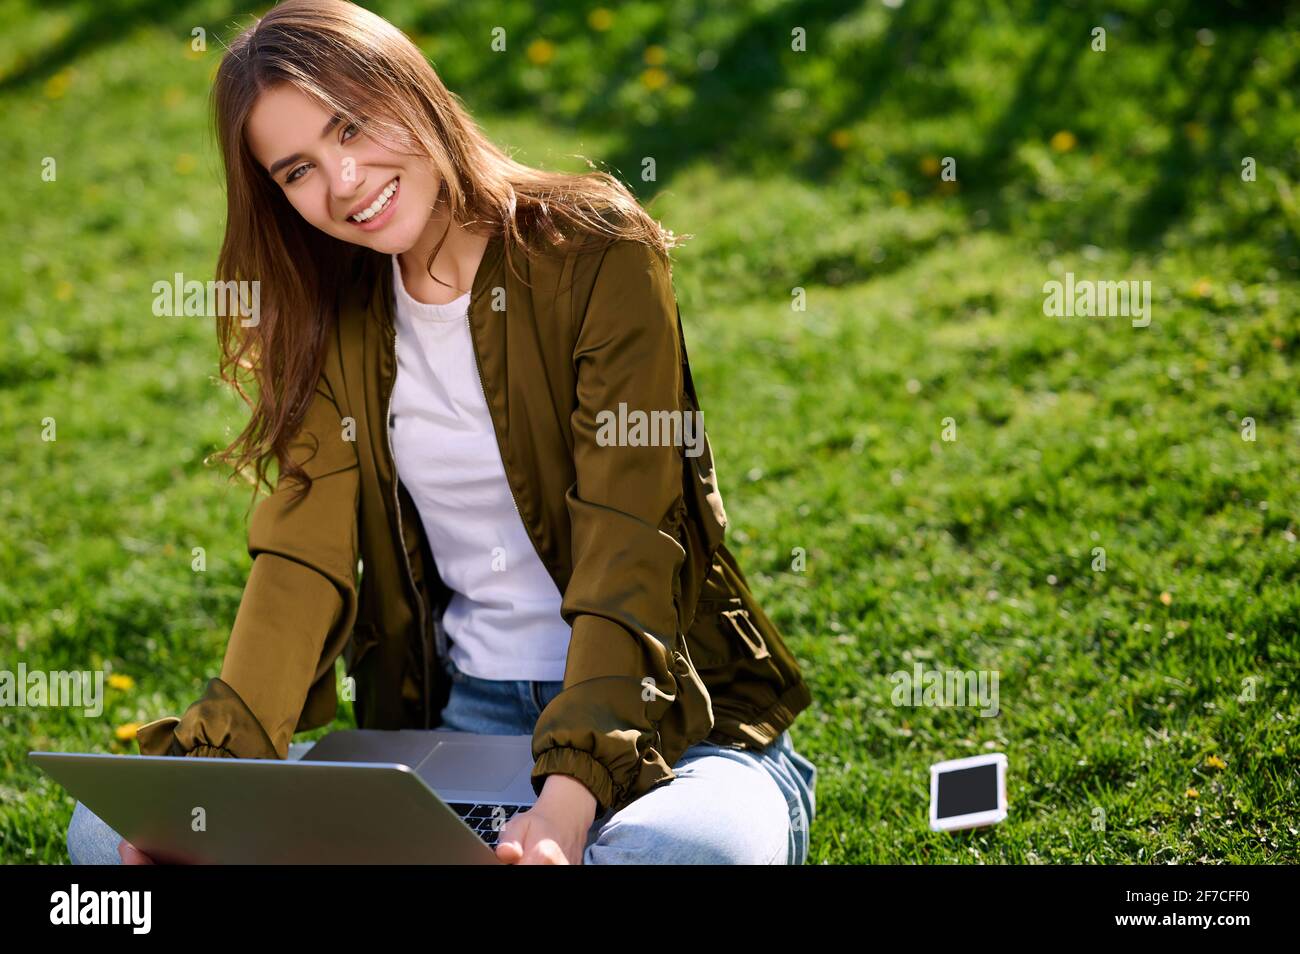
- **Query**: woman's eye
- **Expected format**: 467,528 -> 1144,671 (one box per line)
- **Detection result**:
341,121 -> 360,142
286,163 -> 310,183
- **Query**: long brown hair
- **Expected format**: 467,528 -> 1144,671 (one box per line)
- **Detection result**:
209,0 -> 687,500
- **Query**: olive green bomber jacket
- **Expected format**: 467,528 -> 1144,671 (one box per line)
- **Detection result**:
136,230 -> 813,817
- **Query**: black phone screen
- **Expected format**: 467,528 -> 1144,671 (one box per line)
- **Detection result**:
936,763 -> 999,818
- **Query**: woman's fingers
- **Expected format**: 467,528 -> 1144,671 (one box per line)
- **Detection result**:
493,809 -> 575,864
493,813 -> 528,863
117,839 -> 155,864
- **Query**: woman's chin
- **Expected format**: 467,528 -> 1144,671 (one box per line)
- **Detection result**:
349,221 -> 417,255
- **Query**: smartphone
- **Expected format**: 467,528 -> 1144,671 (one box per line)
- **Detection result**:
929,752 -> 1008,832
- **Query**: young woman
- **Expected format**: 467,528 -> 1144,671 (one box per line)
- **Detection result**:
66,0 -> 816,865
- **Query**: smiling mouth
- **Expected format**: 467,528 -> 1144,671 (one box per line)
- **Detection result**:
349,177 -> 399,223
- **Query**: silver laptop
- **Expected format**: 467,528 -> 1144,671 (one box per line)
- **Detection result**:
30,729 -> 540,864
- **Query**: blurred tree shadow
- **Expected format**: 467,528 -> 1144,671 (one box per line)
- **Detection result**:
1122,29 -> 1257,246
2,0 -> 251,93
14,0 -> 1294,260
586,0 -> 860,191
401,0 -> 859,190
951,0 -> 1268,250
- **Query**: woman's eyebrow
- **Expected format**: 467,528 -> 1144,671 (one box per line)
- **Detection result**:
267,114 -> 343,176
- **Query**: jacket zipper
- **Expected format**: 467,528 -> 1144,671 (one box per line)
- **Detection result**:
384,303 -> 434,728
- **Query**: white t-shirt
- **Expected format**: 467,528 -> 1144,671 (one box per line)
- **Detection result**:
388,254 -> 571,681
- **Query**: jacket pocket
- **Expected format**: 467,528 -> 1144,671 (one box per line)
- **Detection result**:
686,597 -> 762,669
720,607 -> 770,660
685,597 -> 784,742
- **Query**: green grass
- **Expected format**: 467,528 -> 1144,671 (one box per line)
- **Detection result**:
1,0 -> 1297,864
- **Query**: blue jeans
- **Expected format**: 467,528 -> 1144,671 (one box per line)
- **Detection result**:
68,656 -> 817,865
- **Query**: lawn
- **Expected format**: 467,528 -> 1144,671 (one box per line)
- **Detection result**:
1,0 -> 1297,864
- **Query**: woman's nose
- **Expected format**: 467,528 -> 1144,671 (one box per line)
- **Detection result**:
331,157 -> 362,197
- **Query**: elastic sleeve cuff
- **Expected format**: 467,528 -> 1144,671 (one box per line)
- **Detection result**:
133,678 -> 280,760
531,746 -> 616,815
134,716 -> 182,756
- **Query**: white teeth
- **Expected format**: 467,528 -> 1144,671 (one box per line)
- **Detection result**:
350,179 -> 397,223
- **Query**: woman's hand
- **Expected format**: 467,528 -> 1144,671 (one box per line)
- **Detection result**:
117,839 -> 155,864
495,774 -> 598,865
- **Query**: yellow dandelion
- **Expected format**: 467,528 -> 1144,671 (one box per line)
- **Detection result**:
1205,755 -> 1226,770
175,153 -> 197,175
526,39 -> 554,65
640,67 -> 668,90
643,45 -> 667,66
43,68 -> 74,99
1159,591 -> 1172,606
115,723 -> 140,741
829,129 -> 853,151
1191,277 -> 1212,297
919,155 -> 941,177
108,673 -> 135,691
1049,130 -> 1077,153
589,8 -> 614,31
1185,787 -> 1199,798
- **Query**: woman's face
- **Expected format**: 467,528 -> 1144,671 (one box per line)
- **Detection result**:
245,83 -> 441,255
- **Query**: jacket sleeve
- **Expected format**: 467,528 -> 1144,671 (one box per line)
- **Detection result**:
137,372 -> 361,760
530,238 -> 693,815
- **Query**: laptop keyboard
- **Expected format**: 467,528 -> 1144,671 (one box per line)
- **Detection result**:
446,802 -> 524,846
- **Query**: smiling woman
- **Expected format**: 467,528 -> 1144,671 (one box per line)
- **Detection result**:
209,0 -> 683,499
247,89 -> 426,245
65,0 -> 816,867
